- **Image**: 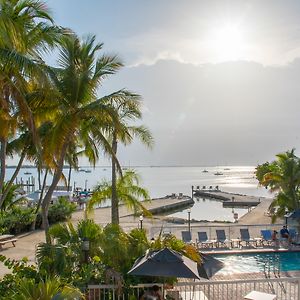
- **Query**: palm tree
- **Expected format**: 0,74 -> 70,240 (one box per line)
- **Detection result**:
10,276 -> 83,300
256,149 -> 300,221
88,169 -> 151,222
40,34 -> 137,238
36,219 -> 104,286
102,96 -> 153,224
0,0 -> 63,203
0,182 -> 25,211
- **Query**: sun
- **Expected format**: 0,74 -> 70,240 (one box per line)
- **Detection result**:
208,23 -> 246,62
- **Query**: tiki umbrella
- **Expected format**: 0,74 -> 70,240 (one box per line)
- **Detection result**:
128,248 -> 201,279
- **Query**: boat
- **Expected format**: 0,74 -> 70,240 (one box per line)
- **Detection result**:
85,170 -> 91,173
103,168 -> 107,171
214,172 -> 223,176
24,171 -> 32,175
202,169 -> 208,173
79,169 -> 86,172
224,168 -> 230,170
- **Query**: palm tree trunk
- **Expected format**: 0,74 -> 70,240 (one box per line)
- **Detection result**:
67,164 -> 72,192
1,150 -> 26,205
41,143 -> 68,242
111,133 -> 119,224
0,138 -> 7,207
31,168 -> 48,230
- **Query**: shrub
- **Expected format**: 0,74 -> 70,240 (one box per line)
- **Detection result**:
35,197 -> 77,227
48,197 -> 77,224
0,207 -> 35,234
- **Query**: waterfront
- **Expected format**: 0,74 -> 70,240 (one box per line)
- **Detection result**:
6,165 -> 270,222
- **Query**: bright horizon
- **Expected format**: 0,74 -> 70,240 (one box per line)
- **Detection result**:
8,0 -> 300,166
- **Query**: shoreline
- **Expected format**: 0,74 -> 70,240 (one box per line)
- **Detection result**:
0,191 -> 274,278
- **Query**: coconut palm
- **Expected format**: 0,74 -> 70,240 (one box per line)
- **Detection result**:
256,149 -> 300,221
88,169 -> 151,222
0,0 -> 63,203
40,34 -> 139,237
102,96 -> 153,224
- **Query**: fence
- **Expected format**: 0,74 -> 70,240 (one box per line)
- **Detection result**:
148,223 -> 287,242
88,277 -> 300,300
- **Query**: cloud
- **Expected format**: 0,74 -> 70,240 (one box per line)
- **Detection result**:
104,58 -> 300,165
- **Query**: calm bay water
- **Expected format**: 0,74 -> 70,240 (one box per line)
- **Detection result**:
6,166 -> 270,222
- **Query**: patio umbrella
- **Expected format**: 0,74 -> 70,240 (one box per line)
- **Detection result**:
198,253 -> 224,279
128,248 -> 222,280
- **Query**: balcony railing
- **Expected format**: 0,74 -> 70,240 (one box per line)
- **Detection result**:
88,277 -> 300,300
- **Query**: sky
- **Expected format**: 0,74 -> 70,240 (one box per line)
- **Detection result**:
31,0 -> 300,166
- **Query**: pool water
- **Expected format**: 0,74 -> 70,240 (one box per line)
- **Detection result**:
214,252 -> 300,275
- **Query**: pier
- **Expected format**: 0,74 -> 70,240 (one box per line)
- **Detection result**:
193,189 -> 263,209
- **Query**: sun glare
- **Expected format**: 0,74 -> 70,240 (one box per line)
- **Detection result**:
208,23 -> 246,62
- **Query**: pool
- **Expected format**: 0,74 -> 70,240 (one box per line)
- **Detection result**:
214,251 -> 300,275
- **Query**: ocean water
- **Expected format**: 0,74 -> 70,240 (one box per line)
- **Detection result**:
5,166 -> 270,222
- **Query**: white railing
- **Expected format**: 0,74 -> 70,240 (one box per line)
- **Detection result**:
88,277 -> 300,300
149,223 -> 286,242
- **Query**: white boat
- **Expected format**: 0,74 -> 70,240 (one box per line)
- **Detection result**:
214,172 -> 223,176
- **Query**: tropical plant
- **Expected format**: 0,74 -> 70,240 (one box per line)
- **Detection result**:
88,170 -> 151,221
0,255 -> 39,298
0,182 -> 25,211
39,33 -> 139,238
0,207 -> 35,234
149,232 -> 201,263
256,149 -> 300,221
0,0 -> 63,205
10,276 -> 84,300
102,95 -> 153,224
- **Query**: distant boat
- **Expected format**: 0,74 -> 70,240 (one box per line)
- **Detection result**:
79,169 -> 86,172
224,168 -> 230,170
214,172 -> 223,176
103,168 -> 107,171
202,169 -> 208,173
85,170 -> 91,173
24,171 -> 32,175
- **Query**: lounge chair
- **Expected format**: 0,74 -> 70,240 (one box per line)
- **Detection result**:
181,231 -> 193,244
216,229 -> 229,247
240,229 -> 257,247
196,232 -> 214,248
261,230 -> 273,246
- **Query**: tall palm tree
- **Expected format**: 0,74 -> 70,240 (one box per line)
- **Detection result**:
88,170 -> 151,221
256,149 -> 300,221
40,34 -> 137,238
0,0 -> 63,203
102,96 -> 153,224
